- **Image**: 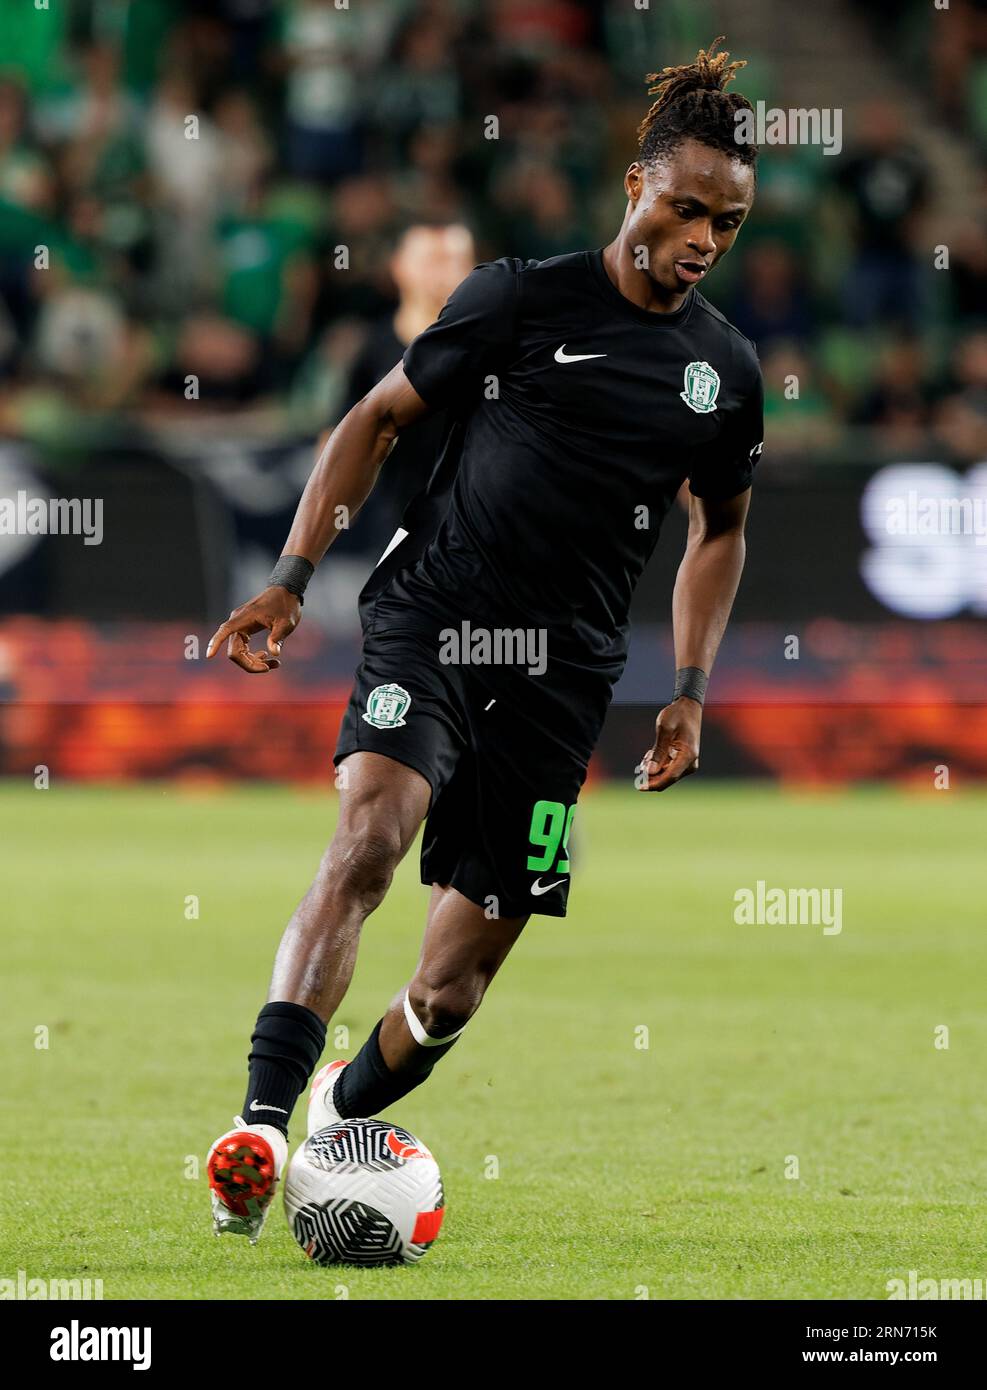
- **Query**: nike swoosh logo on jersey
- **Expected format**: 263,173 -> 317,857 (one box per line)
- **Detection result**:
249,1101 -> 288,1114
554,344 -> 607,363
530,877 -> 566,896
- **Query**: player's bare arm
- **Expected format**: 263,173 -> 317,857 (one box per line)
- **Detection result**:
205,362 -> 431,672
640,486 -> 751,792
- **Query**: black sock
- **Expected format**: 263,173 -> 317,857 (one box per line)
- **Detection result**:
335,1018 -> 460,1120
242,1001 -> 327,1136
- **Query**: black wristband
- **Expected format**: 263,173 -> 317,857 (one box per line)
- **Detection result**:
268,554 -> 314,603
673,666 -> 708,706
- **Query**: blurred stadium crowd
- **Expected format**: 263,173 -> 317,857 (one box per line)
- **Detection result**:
0,0 -> 985,477
2,0 -> 986,785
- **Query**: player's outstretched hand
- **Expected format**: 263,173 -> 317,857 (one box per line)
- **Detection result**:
206,586 -> 302,674
637,697 -> 701,792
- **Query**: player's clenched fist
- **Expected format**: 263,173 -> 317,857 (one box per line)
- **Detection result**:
637,697 -> 702,792
206,586 -> 302,674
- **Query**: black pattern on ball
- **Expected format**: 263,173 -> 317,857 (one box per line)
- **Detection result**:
292,1198 -> 404,1267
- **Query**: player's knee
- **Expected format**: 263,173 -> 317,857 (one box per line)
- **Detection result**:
321,827 -> 401,913
407,975 -> 483,1038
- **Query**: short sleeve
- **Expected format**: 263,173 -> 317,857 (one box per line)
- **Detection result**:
401,258 -> 519,410
688,364 -> 763,501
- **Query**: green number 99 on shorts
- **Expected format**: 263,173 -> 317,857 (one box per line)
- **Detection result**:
525,799 -> 576,874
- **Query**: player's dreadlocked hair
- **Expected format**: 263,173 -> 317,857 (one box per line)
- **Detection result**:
636,36 -> 756,172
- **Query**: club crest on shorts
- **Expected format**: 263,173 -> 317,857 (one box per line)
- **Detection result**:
680,360 -> 720,414
362,683 -> 411,729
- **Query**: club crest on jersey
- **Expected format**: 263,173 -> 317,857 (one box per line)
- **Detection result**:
680,360 -> 720,414
362,683 -> 411,729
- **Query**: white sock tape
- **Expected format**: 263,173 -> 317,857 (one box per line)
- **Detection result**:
403,990 -> 468,1048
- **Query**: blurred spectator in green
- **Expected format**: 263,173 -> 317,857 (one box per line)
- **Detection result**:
0,79 -> 51,216
744,142 -> 825,259
278,0 -> 396,185
0,77 -> 57,353
218,176 -> 307,337
761,341 -> 842,451
35,41 -> 150,292
373,11 -> 464,164
0,0 -> 66,97
33,40 -> 142,171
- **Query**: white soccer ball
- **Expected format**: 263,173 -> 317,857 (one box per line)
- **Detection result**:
284,1119 -> 445,1266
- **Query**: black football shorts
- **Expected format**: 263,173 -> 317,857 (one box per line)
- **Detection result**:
333,597 -> 613,918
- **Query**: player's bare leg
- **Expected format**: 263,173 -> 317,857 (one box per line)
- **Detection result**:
309,883 -> 528,1129
269,751 -> 431,1015
209,751 -> 429,1238
382,884 -> 527,1063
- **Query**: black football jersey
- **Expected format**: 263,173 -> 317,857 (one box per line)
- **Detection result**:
361,248 -> 763,677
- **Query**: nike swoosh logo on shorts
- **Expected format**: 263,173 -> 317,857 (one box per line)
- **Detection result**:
530,877 -> 566,895
554,344 -> 606,363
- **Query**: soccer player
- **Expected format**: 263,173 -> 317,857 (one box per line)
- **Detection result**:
205,38 -> 765,1241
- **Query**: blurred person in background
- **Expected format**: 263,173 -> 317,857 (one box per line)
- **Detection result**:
741,139 -> 823,259
728,239 -> 815,351
214,0 -> 282,86
851,337 -> 934,454
278,0 -> 395,185
145,68 -> 229,305
834,99 -> 930,331
927,0 -> 987,132
0,76 -> 55,361
326,221 -> 477,560
291,221 -> 478,628
315,173 -> 401,322
947,164 -> 987,325
390,124 -> 474,228
493,158 -> 593,260
32,39 -> 141,160
0,77 -> 49,219
372,9 -> 464,166
933,326 -> 987,460
149,311 -> 267,412
950,216 -> 987,325
34,40 -> 150,291
933,390 -> 987,461
761,340 -> 840,451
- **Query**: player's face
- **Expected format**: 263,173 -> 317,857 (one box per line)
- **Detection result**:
624,138 -> 755,295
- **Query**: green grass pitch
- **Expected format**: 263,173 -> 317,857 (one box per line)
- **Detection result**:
3,779 -> 986,1301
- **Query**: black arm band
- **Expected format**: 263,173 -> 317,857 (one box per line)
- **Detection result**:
268,554 -> 314,603
673,666 -> 708,706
